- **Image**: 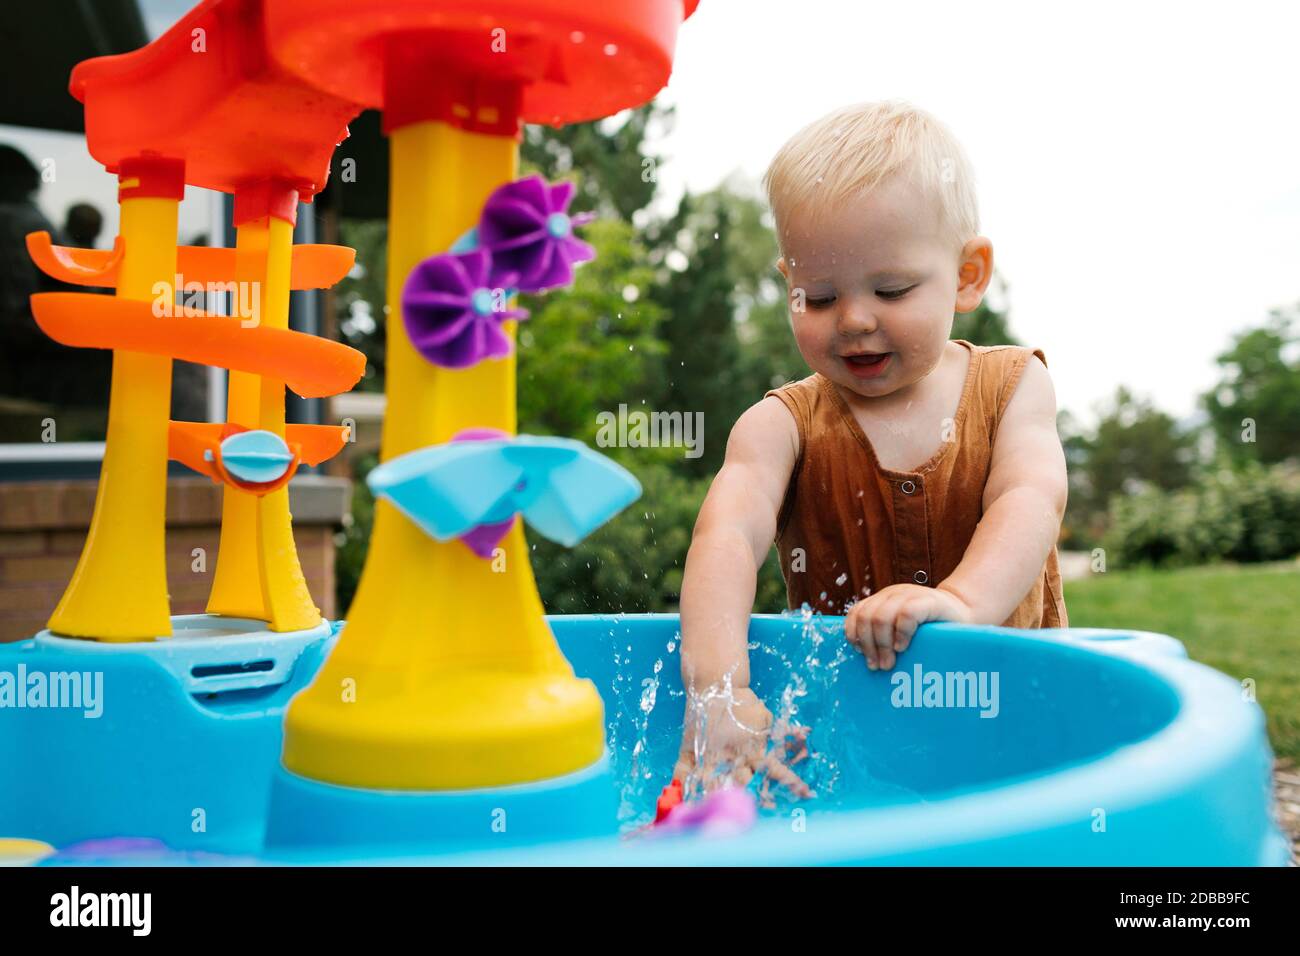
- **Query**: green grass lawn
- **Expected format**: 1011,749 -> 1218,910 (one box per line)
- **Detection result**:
1064,561 -> 1300,764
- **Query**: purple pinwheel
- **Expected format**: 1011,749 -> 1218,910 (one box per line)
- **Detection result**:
477,175 -> 595,293
402,248 -> 527,369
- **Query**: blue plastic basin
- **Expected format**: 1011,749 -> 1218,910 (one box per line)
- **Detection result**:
398,614 -> 1287,865
2,614 -> 1287,866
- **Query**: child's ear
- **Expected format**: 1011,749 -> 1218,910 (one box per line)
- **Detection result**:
776,256 -> 789,281
955,238 -> 994,313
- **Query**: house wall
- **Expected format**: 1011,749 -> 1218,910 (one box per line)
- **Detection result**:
0,476 -> 349,642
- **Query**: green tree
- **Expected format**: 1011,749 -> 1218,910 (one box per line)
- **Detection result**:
1062,387 -> 1199,548
648,191 -> 746,475
712,180 -> 806,396
1203,307 -> 1300,465
335,219 -> 388,393
521,103 -> 670,220
517,218 -> 667,443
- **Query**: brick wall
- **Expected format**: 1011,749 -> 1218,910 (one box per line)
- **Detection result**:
0,476 -> 350,642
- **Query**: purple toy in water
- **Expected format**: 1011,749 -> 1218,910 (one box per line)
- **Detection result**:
654,786 -> 758,838
478,175 -> 595,293
401,248 -> 527,369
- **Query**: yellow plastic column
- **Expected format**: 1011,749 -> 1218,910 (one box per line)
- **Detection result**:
207,223 -> 272,620
47,191 -> 179,641
208,215 -> 321,632
281,120 -> 604,790
254,215 -> 322,632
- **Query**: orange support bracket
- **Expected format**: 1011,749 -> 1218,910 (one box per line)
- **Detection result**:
29,292 -> 365,399
168,421 -> 351,495
26,233 -> 126,286
27,232 -> 356,291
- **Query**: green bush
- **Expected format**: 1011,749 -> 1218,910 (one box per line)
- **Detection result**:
1105,460 -> 1300,568
1220,461 -> 1300,562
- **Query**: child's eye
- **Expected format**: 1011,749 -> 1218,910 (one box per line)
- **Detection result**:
805,295 -> 836,309
877,285 -> 917,301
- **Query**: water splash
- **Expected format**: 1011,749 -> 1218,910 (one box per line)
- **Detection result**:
603,607 -> 911,833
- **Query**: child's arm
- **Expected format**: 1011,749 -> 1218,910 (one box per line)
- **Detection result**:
679,396 -> 799,691
847,357 -> 1068,669
673,397 -> 812,799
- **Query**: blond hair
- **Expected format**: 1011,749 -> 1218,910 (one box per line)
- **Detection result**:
763,100 -> 979,251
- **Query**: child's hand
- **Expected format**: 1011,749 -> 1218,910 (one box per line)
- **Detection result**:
845,584 -> 973,671
672,686 -> 813,805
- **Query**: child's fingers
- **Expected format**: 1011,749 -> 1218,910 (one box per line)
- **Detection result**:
762,752 -> 814,799
844,607 -> 871,665
892,599 -> 923,653
702,739 -> 763,791
784,723 -> 810,745
849,605 -> 887,670
672,728 -> 701,782
784,731 -> 810,767
849,597 -> 910,670
869,605 -> 898,670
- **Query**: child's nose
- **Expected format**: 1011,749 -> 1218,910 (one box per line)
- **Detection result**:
836,296 -> 879,335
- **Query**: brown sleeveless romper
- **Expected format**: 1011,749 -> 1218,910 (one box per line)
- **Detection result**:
765,341 -> 1067,628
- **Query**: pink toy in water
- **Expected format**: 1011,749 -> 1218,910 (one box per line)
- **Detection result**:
654,786 -> 758,837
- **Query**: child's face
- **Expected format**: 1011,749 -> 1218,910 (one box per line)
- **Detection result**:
777,174 -> 991,400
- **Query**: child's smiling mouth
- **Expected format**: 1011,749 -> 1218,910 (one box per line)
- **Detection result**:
841,351 -> 893,379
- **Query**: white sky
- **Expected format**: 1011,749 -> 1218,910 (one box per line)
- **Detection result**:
652,0 -> 1300,423
8,0 -> 1297,425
